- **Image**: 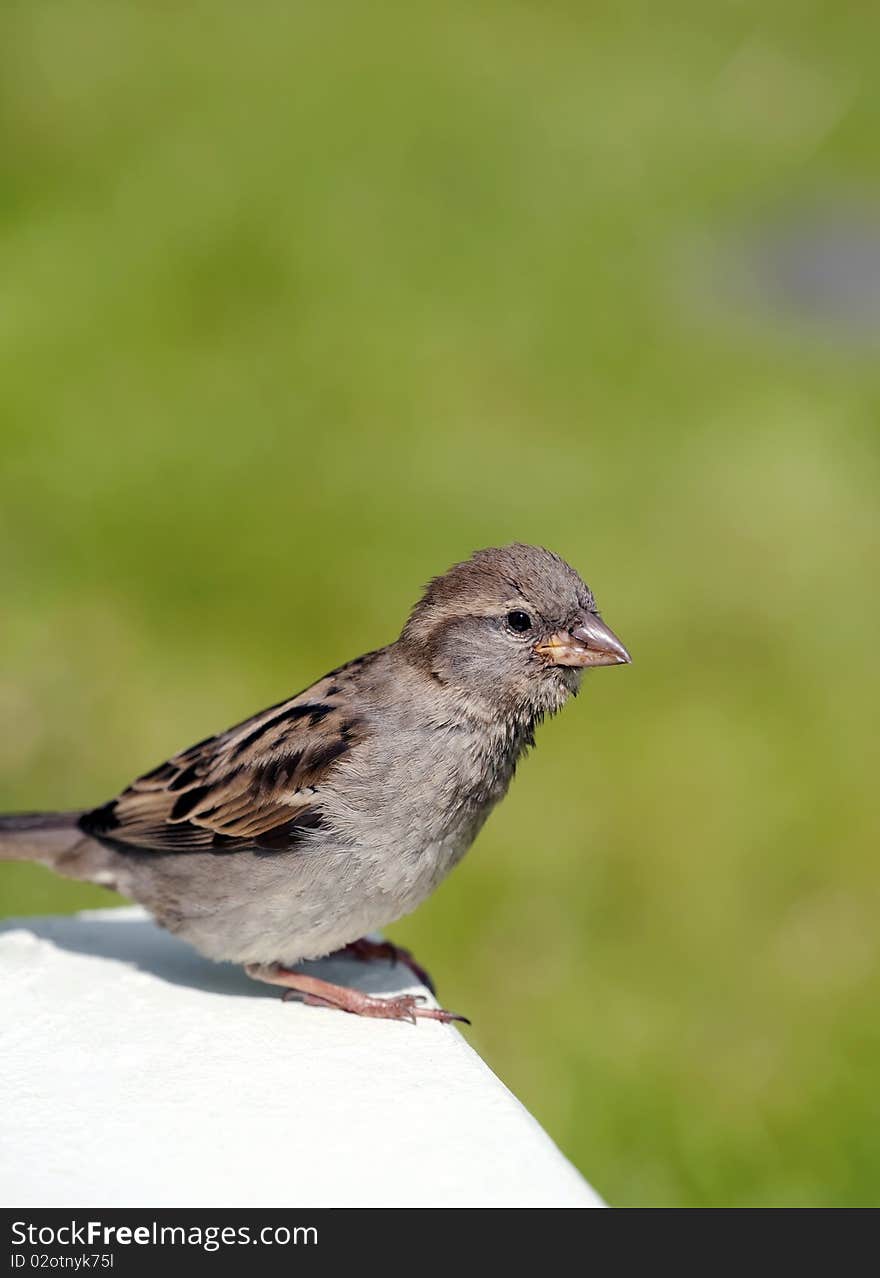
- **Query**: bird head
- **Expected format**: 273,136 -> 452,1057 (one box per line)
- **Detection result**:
398,543 -> 630,723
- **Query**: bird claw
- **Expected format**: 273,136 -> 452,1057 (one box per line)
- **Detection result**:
341,937 -> 437,995
355,993 -> 468,1025
248,962 -> 469,1025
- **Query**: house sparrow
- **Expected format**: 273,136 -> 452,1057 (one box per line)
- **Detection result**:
0,544 -> 630,1024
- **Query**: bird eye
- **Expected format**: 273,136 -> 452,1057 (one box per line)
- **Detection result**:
506,610 -> 533,633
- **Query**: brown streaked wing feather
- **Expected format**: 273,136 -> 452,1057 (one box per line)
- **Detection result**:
81,669 -> 367,854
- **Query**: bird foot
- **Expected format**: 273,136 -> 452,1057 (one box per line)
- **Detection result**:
340,937 -> 436,995
245,963 -> 469,1025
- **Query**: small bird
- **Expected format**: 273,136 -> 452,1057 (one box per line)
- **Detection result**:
0,544 -> 630,1024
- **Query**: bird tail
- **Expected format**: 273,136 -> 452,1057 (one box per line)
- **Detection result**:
0,811 -> 90,870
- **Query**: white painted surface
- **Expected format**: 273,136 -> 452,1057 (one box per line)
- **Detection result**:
0,908 -> 603,1208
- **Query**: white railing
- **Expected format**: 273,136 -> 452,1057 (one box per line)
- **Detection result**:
0,907 -> 604,1208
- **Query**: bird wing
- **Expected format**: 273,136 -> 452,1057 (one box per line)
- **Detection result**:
80,665 -> 368,854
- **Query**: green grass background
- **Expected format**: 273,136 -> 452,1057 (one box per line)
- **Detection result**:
2,1 -> 879,1207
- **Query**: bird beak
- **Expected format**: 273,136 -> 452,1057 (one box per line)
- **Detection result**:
535,614 -> 632,668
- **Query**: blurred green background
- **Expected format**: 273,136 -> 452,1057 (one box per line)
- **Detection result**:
2,1 -> 879,1207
